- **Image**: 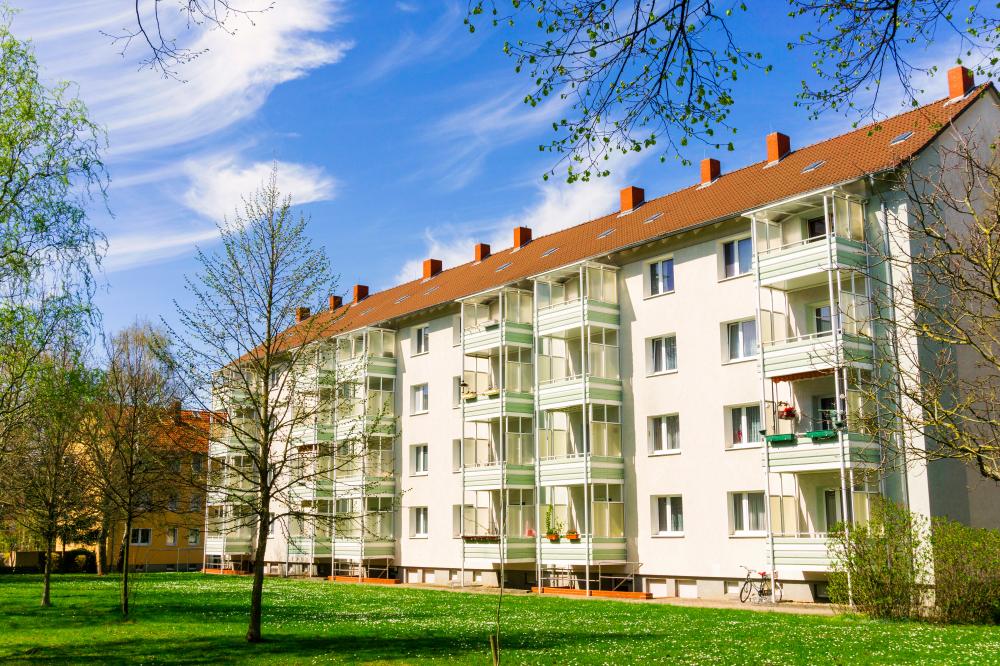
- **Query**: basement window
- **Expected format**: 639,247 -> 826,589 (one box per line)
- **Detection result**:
889,130 -> 914,146
644,212 -> 663,224
801,160 -> 825,174
597,228 -> 616,239
495,262 -> 512,272
542,247 -> 558,257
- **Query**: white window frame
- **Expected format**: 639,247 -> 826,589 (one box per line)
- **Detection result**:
165,527 -> 178,546
187,528 -> 200,545
452,438 -> 462,472
725,319 -> 758,363
720,235 -> 753,280
414,325 -> 430,355
649,414 -> 680,455
412,444 -> 429,475
647,334 -> 677,375
452,375 -> 462,408
130,528 -> 151,546
646,255 -> 675,297
730,491 -> 767,537
653,495 -> 684,536
411,507 -> 429,538
727,403 -> 763,449
411,383 -> 429,415
452,315 -> 462,346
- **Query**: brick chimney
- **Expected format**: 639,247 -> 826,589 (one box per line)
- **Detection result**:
329,295 -> 342,311
514,226 -> 532,248
948,66 -> 974,100
423,258 -> 443,279
766,132 -> 791,164
353,284 -> 369,304
701,158 -> 721,185
474,243 -> 491,262
620,186 -> 644,212
295,306 -> 311,323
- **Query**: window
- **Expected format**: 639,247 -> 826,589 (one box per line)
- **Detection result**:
592,484 -> 624,537
889,130 -> 913,145
650,414 -> 680,453
189,495 -> 202,512
726,320 -> 758,361
801,160 -> 825,173
648,257 -> 675,295
589,404 -> 621,457
413,444 -> 429,475
816,396 -> 837,430
452,505 -> 466,537
452,375 -> 462,408
192,454 -> 204,474
414,325 -> 430,355
165,527 -> 178,546
729,404 -> 762,448
452,439 -> 462,472
130,528 -> 151,546
412,507 -> 428,537
187,528 -> 200,545
649,335 -> 677,374
452,315 -> 461,346
813,304 -> 833,334
167,494 -> 178,512
723,237 -> 752,278
411,384 -> 429,414
655,496 -> 684,535
731,492 -> 766,535
807,216 -> 827,239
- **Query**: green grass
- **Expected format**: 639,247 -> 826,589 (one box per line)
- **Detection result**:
2,574 -> 999,664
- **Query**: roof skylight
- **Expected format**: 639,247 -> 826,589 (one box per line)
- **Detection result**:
889,130 -> 914,145
597,228 -> 616,239
495,262 -> 512,272
394,295 -> 410,304
644,212 -> 663,224
541,247 -> 558,257
424,286 -> 439,295
802,160 -> 825,174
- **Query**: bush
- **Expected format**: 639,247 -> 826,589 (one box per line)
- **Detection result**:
930,517 -> 1000,624
827,499 -> 929,620
57,548 -> 96,574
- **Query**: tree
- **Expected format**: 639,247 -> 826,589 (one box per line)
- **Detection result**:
6,346 -> 96,607
170,166 -> 355,643
466,1 -> 999,181
0,9 -> 105,474
868,132 -> 1000,481
85,323 -> 180,617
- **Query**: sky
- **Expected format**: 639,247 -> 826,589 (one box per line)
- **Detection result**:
11,1 -> 965,335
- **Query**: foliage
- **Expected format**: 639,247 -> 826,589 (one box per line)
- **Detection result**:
3,574 -> 1000,664
466,1 -> 998,181
827,498 -> 928,620
930,516 -> 1000,625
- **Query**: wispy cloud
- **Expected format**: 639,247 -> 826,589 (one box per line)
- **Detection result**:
395,2 -> 421,14
367,2 -> 466,81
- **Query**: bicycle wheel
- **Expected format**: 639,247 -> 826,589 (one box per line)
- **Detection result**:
739,579 -> 753,603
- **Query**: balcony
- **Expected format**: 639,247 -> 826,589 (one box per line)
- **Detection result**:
537,455 -> 625,486
288,536 -> 333,559
536,375 -> 623,411
536,299 -> 620,337
766,432 -> 880,472
463,536 -> 536,565
463,321 -> 533,356
331,539 -> 395,561
538,535 -> 627,565
204,534 -> 253,555
290,478 -> 334,502
336,354 -> 397,380
768,535 -> 833,571
758,236 -> 868,290
762,332 -> 873,380
463,463 -> 536,490
463,390 -> 534,422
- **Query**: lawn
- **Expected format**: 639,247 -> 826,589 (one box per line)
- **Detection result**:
1,574 -> 999,665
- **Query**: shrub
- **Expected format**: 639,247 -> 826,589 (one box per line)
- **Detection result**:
827,498 -> 929,620
930,517 -> 1000,624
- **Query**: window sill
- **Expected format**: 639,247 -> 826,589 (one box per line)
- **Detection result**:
649,449 -> 681,457
412,351 -> 429,358
722,357 -> 756,366
727,443 -> 762,451
718,272 -> 752,284
644,290 -> 676,301
411,472 -> 428,477
410,535 -> 429,540
647,369 -> 678,378
411,410 -> 429,416
652,532 -> 685,538
730,532 -> 767,539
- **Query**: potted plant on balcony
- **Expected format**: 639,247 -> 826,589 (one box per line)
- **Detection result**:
777,402 -> 797,420
485,385 -> 500,398
544,507 -> 562,542
565,529 -> 580,542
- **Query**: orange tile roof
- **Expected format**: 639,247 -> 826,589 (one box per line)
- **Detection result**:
299,84 -> 995,339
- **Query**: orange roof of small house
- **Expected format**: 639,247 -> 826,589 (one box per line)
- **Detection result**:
280,82 -> 995,346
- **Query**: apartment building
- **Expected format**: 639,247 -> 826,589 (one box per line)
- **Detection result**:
204,69 -> 1000,601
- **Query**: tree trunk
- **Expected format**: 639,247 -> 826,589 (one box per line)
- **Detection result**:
121,518 -> 131,617
41,537 -> 53,607
96,529 -> 107,576
246,513 -> 269,642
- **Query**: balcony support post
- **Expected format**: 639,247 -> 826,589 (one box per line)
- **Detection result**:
532,281 -> 543,593
580,265 -> 592,595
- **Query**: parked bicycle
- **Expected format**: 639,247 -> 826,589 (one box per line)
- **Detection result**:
739,566 -> 782,603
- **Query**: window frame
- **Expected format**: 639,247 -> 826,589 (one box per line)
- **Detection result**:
729,491 -> 767,537
413,325 -> 430,356
412,444 -> 429,476
410,383 -> 429,415
645,255 -> 676,298
725,318 -> 758,363
720,236 -> 753,280
653,495 -> 684,536
726,403 -> 763,449
411,507 -> 429,538
647,334 -> 678,375
130,527 -> 151,546
165,527 -> 178,546
649,413 -> 681,455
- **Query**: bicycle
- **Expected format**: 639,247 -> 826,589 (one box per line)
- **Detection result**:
739,566 -> 782,603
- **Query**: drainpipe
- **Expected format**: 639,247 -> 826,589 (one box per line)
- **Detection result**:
460,305 -> 467,589
532,284 -> 542,592
581,266 -> 592,595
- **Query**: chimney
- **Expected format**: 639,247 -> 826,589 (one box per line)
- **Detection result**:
948,66 -> 974,100
514,226 -> 532,248
352,284 -> 369,304
620,186 -> 644,212
766,132 -> 791,164
295,306 -> 311,323
171,399 -> 182,424
329,295 -> 342,311
474,243 -> 491,262
423,258 -> 443,279
700,158 -> 721,185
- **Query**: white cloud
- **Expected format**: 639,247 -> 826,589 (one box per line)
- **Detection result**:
395,2 -> 421,14
181,156 -> 338,221
367,3 -> 463,80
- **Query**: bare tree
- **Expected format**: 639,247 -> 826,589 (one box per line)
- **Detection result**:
168,166 -> 389,643
467,1 -> 998,180
868,131 -> 1000,480
7,345 -> 95,607
85,323 -> 180,617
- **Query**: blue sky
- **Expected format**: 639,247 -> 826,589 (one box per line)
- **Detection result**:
13,1 -> 959,334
